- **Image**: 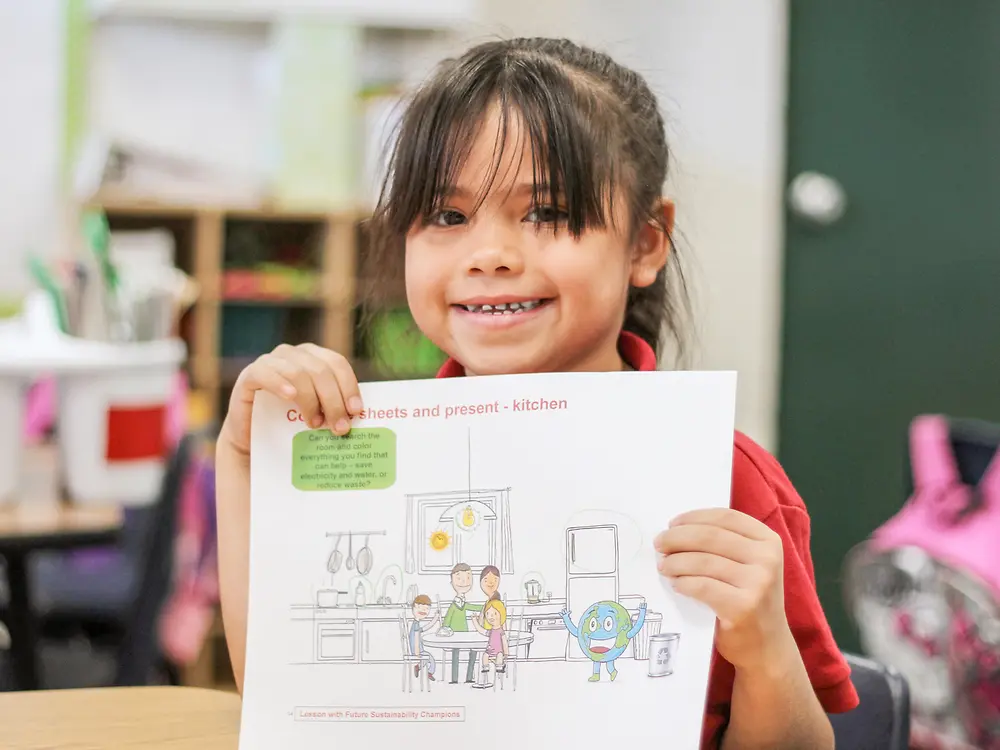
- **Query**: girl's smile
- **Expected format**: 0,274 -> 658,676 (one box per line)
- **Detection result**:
450,296 -> 555,330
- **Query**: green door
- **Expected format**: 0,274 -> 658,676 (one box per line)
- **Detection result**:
779,2 -> 1000,652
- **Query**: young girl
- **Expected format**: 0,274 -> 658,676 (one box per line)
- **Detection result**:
217,37 -> 858,749
472,599 -> 509,687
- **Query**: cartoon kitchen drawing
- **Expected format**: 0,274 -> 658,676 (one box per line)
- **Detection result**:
285,429 -> 680,688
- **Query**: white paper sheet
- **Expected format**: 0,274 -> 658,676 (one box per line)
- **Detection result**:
241,369 -> 737,748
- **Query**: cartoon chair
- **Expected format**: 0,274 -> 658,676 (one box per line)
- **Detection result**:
397,613 -> 432,693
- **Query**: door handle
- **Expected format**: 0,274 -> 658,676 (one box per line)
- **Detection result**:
571,533 -> 576,563
365,631 -> 370,654
787,171 -> 847,226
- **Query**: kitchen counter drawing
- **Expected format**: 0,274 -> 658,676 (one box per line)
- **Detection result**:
244,370 -> 738,748
288,515 -> 673,687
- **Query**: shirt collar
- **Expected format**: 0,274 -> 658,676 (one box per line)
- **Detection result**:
435,331 -> 657,377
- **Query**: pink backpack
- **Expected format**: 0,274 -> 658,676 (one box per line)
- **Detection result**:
844,415 -> 1000,749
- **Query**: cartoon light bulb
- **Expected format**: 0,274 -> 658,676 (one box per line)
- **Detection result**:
461,505 -> 476,528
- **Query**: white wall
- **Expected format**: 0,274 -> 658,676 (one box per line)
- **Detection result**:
0,0 -> 788,451
0,0 -> 64,298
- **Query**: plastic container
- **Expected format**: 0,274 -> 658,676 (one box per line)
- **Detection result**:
0,292 -> 186,507
0,378 -> 29,505
56,337 -> 185,506
0,309 -> 54,505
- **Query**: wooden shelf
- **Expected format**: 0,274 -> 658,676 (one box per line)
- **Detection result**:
221,295 -> 324,307
86,194 -> 368,223
92,198 -> 363,423
87,0 -> 478,31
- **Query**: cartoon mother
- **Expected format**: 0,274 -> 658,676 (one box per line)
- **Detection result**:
561,600 -> 647,682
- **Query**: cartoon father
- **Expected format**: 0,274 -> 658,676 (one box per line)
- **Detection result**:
442,563 -> 483,684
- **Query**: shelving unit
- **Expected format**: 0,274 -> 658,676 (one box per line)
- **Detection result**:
89,195 -> 421,423
82,193 -> 435,690
70,0 -> 466,692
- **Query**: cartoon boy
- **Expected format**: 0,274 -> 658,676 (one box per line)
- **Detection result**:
480,565 -> 502,602
409,594 -> 440,681
442,563 -> 483,683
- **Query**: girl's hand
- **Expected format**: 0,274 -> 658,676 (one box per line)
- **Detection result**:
653,508 -> 795,671
220,343 -> 363,458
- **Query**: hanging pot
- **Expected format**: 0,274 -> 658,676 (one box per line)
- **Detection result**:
356,534 -> 373,576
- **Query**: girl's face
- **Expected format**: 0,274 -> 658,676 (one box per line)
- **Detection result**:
405,107 -> 669,376
486,607 -> 501,627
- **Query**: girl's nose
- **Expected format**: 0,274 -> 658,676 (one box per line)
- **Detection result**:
465,230 -> 525,276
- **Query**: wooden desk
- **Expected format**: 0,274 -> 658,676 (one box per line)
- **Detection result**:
0,686 -> 241,749
0,504 -> 122,550
0,503 -> 123,690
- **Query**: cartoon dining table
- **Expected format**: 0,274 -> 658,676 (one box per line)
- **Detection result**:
422,629 -> 534,687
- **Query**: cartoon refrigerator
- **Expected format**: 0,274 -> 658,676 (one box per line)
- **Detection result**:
565,524 -> 619,660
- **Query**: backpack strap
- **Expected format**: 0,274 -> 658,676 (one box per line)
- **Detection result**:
909,414 -> 961,490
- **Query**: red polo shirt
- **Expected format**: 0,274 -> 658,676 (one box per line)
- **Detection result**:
437,331 -> 859,748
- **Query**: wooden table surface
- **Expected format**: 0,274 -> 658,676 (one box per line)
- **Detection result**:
0,686 -> 242,749
0,503 -> 122,540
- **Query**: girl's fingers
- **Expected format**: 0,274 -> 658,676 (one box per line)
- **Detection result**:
657,551 -> 747,588
669,508 -> 774,542
233,343 -> 361,437
223,354 -> 300,456
653,524 -> 758,564
269,346 -> 324,426
300,344 -> 363,417
280,346 -> 350,434
233,354 -> 297,403
668,575 -> 744,629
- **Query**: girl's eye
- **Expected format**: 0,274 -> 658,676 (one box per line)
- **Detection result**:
430,209 -> 467,227
524,204 -> 568,224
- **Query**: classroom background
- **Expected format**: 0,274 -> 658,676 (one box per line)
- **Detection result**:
1,2 -> 998,748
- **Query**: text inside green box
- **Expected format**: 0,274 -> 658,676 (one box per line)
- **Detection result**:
292,427 -> 397,491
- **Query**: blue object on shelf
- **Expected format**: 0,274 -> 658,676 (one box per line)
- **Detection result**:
221,305 -> 287,358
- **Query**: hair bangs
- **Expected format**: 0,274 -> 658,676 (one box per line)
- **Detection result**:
375,48 -> 622,239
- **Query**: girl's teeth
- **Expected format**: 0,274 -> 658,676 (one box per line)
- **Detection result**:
463,300 -> 542,314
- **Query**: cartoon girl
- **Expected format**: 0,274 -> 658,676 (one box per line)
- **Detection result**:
472,599 -> 509,684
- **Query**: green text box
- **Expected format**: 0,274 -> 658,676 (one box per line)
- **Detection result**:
292,428 -> 397,491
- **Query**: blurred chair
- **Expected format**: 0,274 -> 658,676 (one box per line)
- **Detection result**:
829,651 -> 910,750
112,432 -> 193,685
30,433 -> 194,686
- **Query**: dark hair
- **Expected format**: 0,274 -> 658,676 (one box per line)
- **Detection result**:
366,37 -> 690,362
480,565 -> 501,581
450,563 -> 471,575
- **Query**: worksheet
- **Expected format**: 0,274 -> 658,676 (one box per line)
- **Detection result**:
240,369 -> 737,749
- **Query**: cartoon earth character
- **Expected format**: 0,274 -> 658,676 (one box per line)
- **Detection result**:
561,600 -> 647,682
